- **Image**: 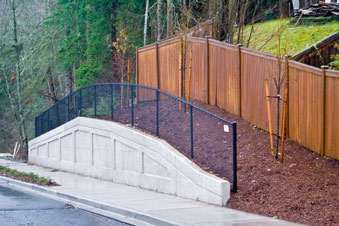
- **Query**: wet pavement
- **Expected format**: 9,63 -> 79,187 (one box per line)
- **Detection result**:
0,182 -> 131,226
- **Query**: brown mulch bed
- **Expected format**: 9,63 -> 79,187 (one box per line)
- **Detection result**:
192,100 -> 339,226
96,98 -> 338,225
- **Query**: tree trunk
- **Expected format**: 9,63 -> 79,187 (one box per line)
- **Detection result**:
218,0 -> 225,41
280,0 -> 290,18
157,0 -> 161,41
9,0 -> 29,155
143,0 -> 149,46
47,67 -> 58,105
236,0 -> 249,44
208,0 -> 217,18
110,0 -> 117,50
166,0 -> 173,37
227,0 -> 239,44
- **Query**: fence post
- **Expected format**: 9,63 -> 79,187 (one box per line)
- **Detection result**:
285,55 -> 291,138
156,42 -> 160,89
131,85 -> 134,126
94,85 -> 97,118
156,90 -> 159,136
206,36 -> 210,104
320,65 -> 328,157
237,44 -> 243,117
110,84 -> 113,120
190,105 -> 194,158
232,122 -> 237,193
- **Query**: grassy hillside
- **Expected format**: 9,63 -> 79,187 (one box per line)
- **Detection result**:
242,18 -> 339,56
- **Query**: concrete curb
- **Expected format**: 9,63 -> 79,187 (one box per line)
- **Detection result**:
0,176 -> 179,226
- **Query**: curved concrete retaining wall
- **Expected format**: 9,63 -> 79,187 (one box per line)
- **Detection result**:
28,117 -> 230,206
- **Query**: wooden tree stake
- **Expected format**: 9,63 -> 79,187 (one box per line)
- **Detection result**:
179,43 -> 183,111
121,59 -> 124,109
187,50 -> 192,111
206,36 -> 210,104
127,59 -> 130,107
136,48 -> 139,103
280,84 -> 288,163
265,79 -> 274,157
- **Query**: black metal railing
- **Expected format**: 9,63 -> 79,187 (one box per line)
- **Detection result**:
35,83 -> 237,192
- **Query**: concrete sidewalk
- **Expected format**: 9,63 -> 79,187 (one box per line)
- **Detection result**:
0,158 -> 302,226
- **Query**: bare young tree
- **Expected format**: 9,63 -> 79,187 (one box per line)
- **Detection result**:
267,20 -> 288,158
144,0 -> 150,46
157,0 -> 161,41
166,0 -> 174,37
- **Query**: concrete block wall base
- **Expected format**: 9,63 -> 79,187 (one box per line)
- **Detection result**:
29,117 -> 230,206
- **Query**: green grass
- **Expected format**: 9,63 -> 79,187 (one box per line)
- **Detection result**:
0,165 -> 55,186
242,18 -> 339,56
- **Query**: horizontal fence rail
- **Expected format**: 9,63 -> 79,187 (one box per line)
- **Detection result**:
35,83 -> 238,192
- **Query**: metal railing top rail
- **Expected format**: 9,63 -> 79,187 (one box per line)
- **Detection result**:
36,83 -> 236,126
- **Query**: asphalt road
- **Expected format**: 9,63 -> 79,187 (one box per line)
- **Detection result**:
0,182 -> 132,226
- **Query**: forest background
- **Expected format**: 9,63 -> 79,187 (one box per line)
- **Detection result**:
0,0 -> 299,155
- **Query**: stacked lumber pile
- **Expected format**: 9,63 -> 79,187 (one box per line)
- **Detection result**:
299,2 -> 339,17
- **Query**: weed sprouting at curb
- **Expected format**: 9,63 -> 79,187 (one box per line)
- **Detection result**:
0,165 -> 57,186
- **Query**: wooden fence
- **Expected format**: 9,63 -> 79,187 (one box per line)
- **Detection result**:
136,36 -> 339,160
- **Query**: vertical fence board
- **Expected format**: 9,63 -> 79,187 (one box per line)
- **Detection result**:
186,38 -> 208,103
288,61 -> 323,154
158,39 -> 181,96
138,45 -> 157,88
137,45 -> 157,101
325,72 -> 339,159
209,40 -> 239,114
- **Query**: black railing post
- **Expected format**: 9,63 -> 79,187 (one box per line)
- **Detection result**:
79,89 -> 82,116
42,114 -> 45,134
38,117 -> 40,137
190,105 -> 194,158
94,85 -> 97,118
35,117 -> 37,137
232,122 -> 237,193
156,90 -> 159,136
47,111 -> 50,131
131,85 -> 134,126
110,84 -> 113,120
57,104 -> 60,126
